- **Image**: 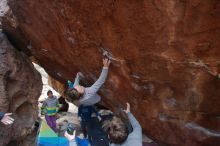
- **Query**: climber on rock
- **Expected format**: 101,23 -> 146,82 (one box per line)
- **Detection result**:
102,103 -> 142,146
66,58 -> 111,106
42,90 -> 60,132
0,112 -> 14,125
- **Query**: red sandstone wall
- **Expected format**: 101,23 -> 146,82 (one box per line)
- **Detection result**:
2,0 -> 220,145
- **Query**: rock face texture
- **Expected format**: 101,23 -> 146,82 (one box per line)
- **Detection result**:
0,33 -> 42,146
2,0 -> 220,145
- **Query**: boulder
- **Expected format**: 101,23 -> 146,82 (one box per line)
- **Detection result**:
2,0 -> 220,145
0,32 -> 42,146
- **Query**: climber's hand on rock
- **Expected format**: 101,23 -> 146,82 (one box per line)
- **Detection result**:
124,102 -> 131,114
78,117 -> 82,121
64,130 -> 76,141
1,113 -> 14,125
77,72 -> 84,79
103,58 -> 111,68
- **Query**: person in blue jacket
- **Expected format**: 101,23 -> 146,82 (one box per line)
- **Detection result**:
0,112 -> 14,125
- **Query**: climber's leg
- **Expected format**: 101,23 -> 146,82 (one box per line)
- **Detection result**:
81,120 -> 87,138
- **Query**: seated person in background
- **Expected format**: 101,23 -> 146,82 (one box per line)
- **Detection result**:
0,112 -> 14,125
78,104 -> 101,138
58,96 -> 69,112
66,58 -> 111,106
102,103 -> 142,146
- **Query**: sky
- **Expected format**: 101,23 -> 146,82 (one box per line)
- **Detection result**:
33,63 -> 60,101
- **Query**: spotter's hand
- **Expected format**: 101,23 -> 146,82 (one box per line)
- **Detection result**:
124,102 -> 131,114
1,113 -> 14,125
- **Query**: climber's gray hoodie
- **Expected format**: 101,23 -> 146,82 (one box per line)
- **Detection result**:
111,112 -> 142,146
74,67 -> 109,106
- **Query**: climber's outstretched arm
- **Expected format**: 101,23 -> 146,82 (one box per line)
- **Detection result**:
87,58 -> 111,94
